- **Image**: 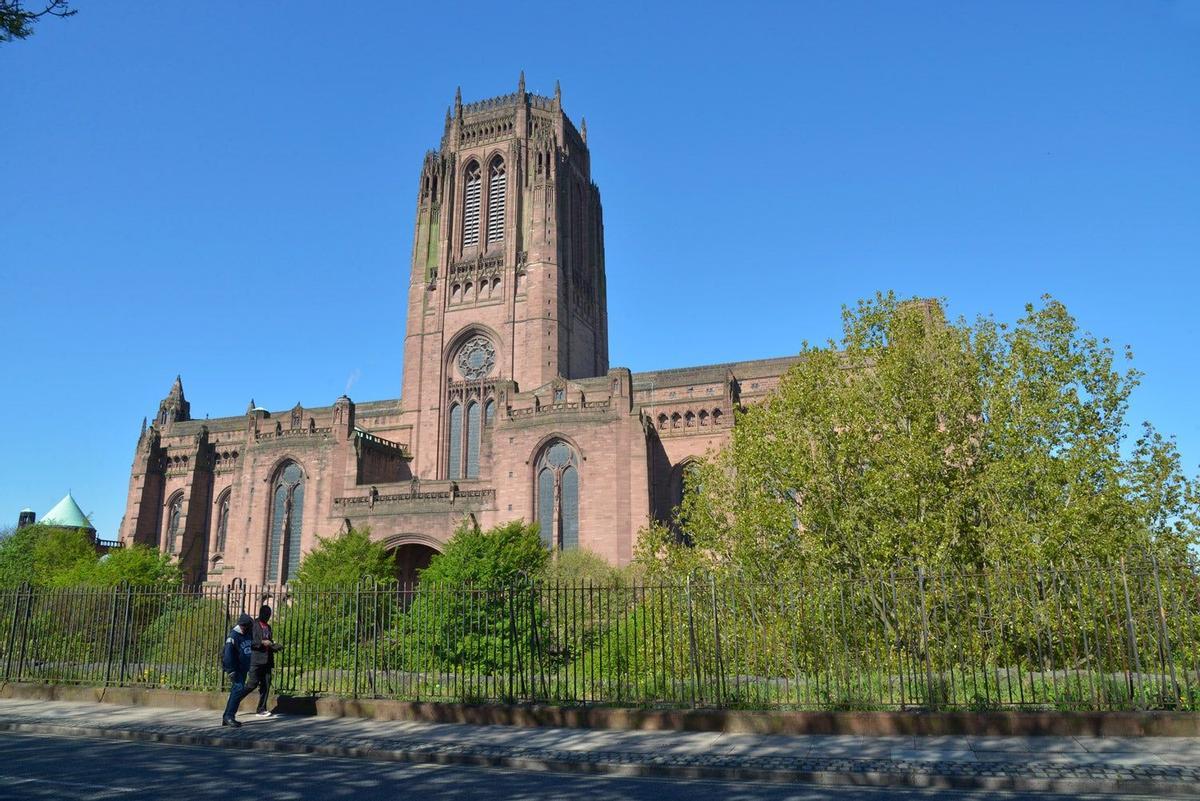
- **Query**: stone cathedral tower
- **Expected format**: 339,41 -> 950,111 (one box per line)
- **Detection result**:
119,76 -> 800,584
401,74 -> 609,481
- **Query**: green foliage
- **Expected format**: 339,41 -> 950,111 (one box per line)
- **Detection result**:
661,293 -> 1200,582
0,525 -> 41,587
545,548 -> 640,588
280,528 -> 397,672
137,596 -> 229,688
0,1 -> 74,44
386,521 -> 548,675
292,527 -> 396,587
56,545 -> 181,588
0,525 -> 179,589
30,526 -> 95,586
419,520 -> 549,587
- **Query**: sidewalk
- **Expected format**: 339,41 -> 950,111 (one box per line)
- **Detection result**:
0,697 -> 1197,796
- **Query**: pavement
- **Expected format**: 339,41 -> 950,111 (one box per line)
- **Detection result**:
0,698 -> 1197,797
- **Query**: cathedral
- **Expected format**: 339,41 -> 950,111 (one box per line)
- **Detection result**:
117,77 -> 801,585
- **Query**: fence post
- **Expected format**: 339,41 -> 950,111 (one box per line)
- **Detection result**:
13,582 -> 35,683
116,583 -> 133,686
102,583 -> 123,687
685,575 -> 700,707
916,567 -> 937,710
506,583 -> 520,701
1148,551 -> 1179,707
352,579 -> 362,699
709,574 -> 724,707
527,578 -> 545,701
1119,557 -> 1144,709
4,583 -> 26,683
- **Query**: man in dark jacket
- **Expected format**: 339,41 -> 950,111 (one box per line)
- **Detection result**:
221,613 -> 254,727
248,604 -> 282,717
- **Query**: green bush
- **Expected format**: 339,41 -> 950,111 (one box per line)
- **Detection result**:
292,527 -> 396,587
385,521 -> 548,676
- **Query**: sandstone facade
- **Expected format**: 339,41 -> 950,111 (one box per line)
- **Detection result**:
117,78 -> 800,585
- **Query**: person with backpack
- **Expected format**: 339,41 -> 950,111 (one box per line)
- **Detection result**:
221,613 -> 254,727
248,604 -> 282,717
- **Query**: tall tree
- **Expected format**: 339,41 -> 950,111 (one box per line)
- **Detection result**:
658,293 -> 1199,581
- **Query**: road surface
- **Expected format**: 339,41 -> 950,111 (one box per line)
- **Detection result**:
0,731 -> 1158,801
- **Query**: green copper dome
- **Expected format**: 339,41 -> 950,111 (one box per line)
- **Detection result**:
41,492 -> 94,531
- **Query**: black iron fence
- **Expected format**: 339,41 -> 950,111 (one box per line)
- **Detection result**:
3,559 -> 1199,711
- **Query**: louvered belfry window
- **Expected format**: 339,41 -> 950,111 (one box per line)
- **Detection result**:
486,158 -> 506,244
462,162 -> 481,248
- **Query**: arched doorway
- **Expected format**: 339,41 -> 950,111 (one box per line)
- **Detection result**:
391,542 -> 440,587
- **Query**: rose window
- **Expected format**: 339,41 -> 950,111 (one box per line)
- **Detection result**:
457,336 -> 496,380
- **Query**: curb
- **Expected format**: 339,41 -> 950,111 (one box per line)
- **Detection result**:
4,682 -> 1199,737
1,719 -> 1196,797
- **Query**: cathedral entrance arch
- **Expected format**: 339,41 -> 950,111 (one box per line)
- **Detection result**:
385,534 -> 442,587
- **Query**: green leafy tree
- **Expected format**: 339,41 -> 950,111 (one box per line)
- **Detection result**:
280,527 -> 396,672
30,526 -> 96,585
390,521 -> 548,677
292,527 -> 396,587
661,293 -> 1199,581
0,524 -> 41,587
56,544 -> 182,588
0,524 -> 180,588
1,1 -> 74,44
419,520 -> 548,587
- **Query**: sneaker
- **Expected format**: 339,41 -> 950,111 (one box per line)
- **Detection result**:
255,711 -> 274,718
221,717 -> 243,728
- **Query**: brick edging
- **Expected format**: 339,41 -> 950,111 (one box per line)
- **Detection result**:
3,681 -> 1199,736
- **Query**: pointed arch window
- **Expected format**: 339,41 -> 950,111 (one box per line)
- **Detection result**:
165,493 -> 183,554
484,398 -> 496,426
465,401 -> 481,479
534,440 -> 580,550
447,403 -> 463,479
214,489 -> 231,554
462,162 -> 481,248
267,462 -> 304,584
486,157 -> 506,244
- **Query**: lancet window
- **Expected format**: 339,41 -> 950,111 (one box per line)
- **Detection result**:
165,493 -> 183,554
535,440 -> 580,551
214,489 -> 230,553
266,462 -> 304,584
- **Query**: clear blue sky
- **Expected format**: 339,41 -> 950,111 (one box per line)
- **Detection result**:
2,1 -> 1198,538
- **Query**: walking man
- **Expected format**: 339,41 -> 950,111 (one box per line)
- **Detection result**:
249,604 -> 282,717
221,613 -> 254,727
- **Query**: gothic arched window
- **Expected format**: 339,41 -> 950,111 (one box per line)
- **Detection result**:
165,493 -> 183,554
465,400 -> 481,479
447,403 -> 463,479
484,398 -> 496,426
214,489 -> 231,554
486,157 -> 506,244
266,462 -> 304,584
462,161 -> 481,248
534,440 -> 580,550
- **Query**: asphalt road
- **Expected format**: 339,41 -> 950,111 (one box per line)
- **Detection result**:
0,731 -> 1161,801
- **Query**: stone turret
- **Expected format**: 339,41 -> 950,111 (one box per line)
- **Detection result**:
156,375 -> 191,427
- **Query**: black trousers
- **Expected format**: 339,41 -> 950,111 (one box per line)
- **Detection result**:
240,665 -> 273,714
